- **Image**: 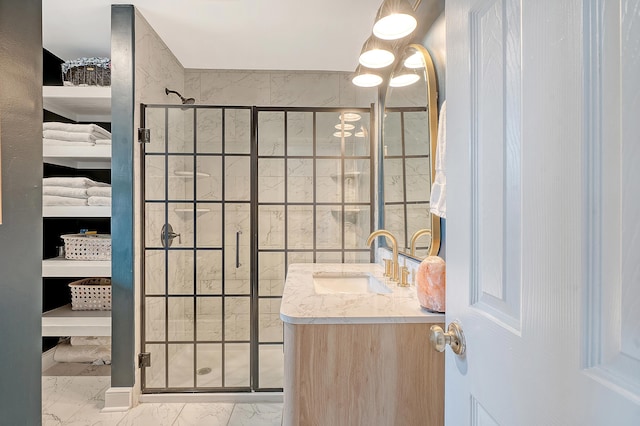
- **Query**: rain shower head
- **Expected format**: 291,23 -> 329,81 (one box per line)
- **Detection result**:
165,88 -> 195,105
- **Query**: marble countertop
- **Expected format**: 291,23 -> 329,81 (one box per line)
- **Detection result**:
280,263 -> 444,325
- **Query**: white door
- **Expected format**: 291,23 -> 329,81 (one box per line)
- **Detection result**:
444,0 -> 640,424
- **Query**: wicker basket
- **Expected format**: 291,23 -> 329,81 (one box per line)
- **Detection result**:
69,278 -> 112,311
61,234 -> 111,261
61,57 -> 111,87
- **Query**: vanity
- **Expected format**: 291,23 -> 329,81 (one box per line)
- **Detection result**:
280,263 -> 444,426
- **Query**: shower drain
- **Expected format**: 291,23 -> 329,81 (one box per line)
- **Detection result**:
197,367 -> 212,375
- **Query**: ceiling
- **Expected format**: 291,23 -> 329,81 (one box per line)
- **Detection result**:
42,0 -> 382,72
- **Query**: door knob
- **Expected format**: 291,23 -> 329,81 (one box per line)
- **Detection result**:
429,322 -> 466,356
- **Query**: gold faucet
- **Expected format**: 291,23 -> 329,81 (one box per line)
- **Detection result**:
367,229 -> 399,282
409,229 -> 432,257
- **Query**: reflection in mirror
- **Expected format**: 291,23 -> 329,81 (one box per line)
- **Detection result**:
382,44 -> 440,259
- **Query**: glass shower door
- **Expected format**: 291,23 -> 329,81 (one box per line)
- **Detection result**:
141,105 -> 253,392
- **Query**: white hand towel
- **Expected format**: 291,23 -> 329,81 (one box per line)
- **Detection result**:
43,177 -> 109,188
43,195 -> 88,206
87,186 -> 111,197
88,196 -> 111,206
43,186 -> 88,199
43,139 -> 95,146
43,122 -> 111,139
94,139 -> 112,145
43,130 -> 97,143
430,101 -> 447,219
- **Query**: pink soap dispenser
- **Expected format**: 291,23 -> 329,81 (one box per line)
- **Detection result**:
416,256 -> 446,313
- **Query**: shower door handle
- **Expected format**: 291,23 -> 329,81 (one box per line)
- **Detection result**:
236,230 -> 242,268
161,223 -> 181,248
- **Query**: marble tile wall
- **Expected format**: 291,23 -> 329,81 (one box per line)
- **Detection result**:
142,63 -> 379,391
135,9 -> 187,393
184,69 -> 377,108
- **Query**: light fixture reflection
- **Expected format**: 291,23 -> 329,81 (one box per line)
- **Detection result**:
358,36 -> 395,68
333,131 -> 353,138
352,65 -> 383,88
403,51 -> 425,69
335,123 -> 355,130
339,113 -> 362,122
355,126 -> 368,138
390,64 -> 421,87
372,0 -> 417,40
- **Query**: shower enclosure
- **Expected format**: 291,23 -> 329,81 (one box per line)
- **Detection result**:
140,104 -> 373,393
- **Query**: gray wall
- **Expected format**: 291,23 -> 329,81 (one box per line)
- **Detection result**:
111,4 -> 136,388
0,0 -> 43,423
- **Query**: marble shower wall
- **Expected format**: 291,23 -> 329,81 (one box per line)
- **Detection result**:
134,8 -> 187,387
184,70 -> 377,108
143,63 -> 379,388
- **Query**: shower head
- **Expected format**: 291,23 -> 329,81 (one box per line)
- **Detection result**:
165,88 -> 195,105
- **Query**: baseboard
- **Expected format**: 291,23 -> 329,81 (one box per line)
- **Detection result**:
42,347 -> 56,372
103,387 -> 134,412
138,392 -> 283,404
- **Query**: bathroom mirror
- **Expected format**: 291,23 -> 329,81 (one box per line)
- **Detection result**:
382,44 -> 440,259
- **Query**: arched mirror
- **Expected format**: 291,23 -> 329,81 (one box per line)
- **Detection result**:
382,44 -> 440,258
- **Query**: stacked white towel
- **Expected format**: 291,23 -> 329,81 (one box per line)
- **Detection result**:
43,177 -> 111,206
43,122 -> 111,146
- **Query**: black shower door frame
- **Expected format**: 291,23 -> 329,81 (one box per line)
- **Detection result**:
140,104 -> 374,394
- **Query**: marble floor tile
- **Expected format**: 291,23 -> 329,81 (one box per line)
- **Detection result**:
228,403 -> 283,426
116,403 -> 185,426
43,362 -> 111,376
172,403 -> 234,426
42,376 -> 110,425
61,408 -> 126,426
43,374 -> 283,426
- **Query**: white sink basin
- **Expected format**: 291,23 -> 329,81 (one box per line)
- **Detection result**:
312,272 -> 392,294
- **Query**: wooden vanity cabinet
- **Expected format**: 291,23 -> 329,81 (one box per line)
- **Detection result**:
283,322 -> 445,426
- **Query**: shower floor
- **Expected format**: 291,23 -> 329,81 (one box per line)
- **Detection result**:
145,343 -> 284,390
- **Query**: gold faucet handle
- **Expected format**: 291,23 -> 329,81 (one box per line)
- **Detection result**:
383,258 -> 393,277
399,266 -> 410,287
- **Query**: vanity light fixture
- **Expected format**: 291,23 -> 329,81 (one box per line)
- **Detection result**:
333,131 -> 353,138
358,36 -> 395,69
372,0 -> 417,41
352,65 -> 384,88
389,65 -> 420,87
335,123 -> 355,131
339,112 -> 362,122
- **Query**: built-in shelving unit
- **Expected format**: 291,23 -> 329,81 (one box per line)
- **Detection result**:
43,145 -> 111,169
42,85 -> 112,340
42,257 -> 111,277
43,205 -> 111,217
330,171 -> 361,180
42,304 -> 111,337
43,86 -> 111,122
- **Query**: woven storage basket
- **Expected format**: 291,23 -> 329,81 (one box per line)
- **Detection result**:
69,278 -> 112,311
61,234 -> 111,261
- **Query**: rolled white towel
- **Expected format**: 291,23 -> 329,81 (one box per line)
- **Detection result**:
88,196 -> 111,206
43,195 -> 88,206
43,186 -> 88,199
53,340 -> 111,364
43,130 -> 97,143
43,122 -> 111,139
87,186 -> 111,197
43,139 -> 95,146
43,177 -> 109,188
70,336 -> 111,346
